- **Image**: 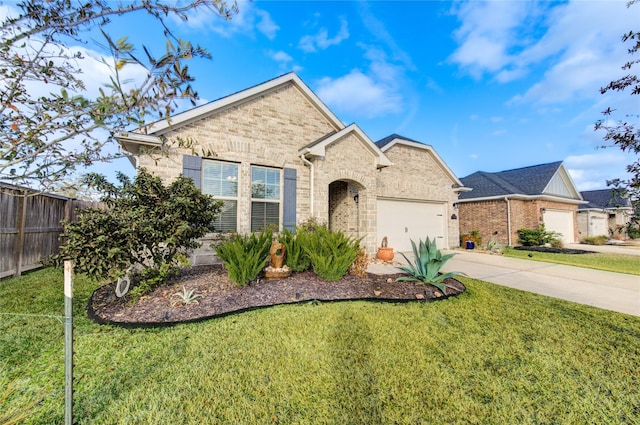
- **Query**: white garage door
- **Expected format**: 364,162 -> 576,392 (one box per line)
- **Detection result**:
377,199 -> 447,252
543,210 -> 574,244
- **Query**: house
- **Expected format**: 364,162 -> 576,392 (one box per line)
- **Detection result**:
578,189 -> 634,240
457,161 -> 586,246
115,73 -> 468,263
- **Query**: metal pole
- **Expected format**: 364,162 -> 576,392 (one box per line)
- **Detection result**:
64,260 -> 74,425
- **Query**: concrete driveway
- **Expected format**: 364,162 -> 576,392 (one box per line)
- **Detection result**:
368,244 -> 639,317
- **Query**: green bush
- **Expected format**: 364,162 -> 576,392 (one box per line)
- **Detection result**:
214,228 -> 273,287
396,236 -> 464,295
279,227 -> 311,272
582,235 -> 609,245
56,169 -> 221,298
517,224 -> 562,247
301,227 -> 362,282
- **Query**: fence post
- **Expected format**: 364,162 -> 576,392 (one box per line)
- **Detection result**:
13,192 -> 27,277
64,260 -> 74,425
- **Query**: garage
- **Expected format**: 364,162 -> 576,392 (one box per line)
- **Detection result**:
543,209 -> 575,244
377,199 -> 447,252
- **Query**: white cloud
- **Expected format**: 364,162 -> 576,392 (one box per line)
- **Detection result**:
268,50 -> 293,64
450,1 -> 636,105
171,1 -> 279,40
298,17 -> 349,53
565,151 -> 632,190
315,70 -> 402,119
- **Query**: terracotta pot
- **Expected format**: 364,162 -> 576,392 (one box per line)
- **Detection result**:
376,247 -> 394,261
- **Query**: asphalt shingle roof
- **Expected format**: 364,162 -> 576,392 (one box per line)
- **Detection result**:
459,161 -> 563,199
375,134 -> 424,149
579,189 -> 631,210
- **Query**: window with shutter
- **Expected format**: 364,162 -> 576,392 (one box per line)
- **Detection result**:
251,166 -> 280,231
202,160 -> 239,232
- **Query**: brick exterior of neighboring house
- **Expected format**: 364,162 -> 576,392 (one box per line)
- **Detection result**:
116,73 -> 468,262
458,162 -> 585,246
578,189 -> 634,240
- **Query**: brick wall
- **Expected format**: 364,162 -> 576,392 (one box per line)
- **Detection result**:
459,198 -> 579,246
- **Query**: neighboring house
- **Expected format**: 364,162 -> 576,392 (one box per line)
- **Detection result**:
116,73 -> 468,263
578,189 -> 634,240
457,161 -> 586,246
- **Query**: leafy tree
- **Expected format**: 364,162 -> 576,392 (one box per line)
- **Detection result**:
595,0 -> 639,233
56,168 -> 222,294
0,0 -> 236,191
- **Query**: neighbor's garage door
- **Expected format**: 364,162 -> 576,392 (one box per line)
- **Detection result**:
377,199 -> 447,252
543,209 -> 574,244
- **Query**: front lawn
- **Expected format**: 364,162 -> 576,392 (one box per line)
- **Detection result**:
502,247 -> 640,275
2,267 -> 639,424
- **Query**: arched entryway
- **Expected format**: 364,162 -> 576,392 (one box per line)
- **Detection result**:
328,180 -> 362,239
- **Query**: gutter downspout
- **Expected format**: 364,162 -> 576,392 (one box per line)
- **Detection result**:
505,196 -> 512,246
300,154 -> 314,217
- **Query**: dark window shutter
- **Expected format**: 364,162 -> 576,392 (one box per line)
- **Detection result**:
183,155 -> 202,189
283,167 -> 297,231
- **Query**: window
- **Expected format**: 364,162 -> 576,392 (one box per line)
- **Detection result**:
251,166 -> 280,231
202,160 -> 238,231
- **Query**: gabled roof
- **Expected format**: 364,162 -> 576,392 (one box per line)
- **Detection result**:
141,72 -> 345,136
300,124 -> 393,169
579,189 -> 632,210
375,134 -> 470,190
459,161 -> 584,203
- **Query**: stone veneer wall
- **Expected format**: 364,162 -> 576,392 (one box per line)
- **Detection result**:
313,132 -> 378,252
377,144 -> 461,248
137,82 -> 339,234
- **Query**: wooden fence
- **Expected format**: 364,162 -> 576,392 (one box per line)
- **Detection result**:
0,183 -> 103,279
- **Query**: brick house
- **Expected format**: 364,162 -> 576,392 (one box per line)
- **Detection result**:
578,189 -> 634,240
116,73 -> 468,262
457,161 -> 586,246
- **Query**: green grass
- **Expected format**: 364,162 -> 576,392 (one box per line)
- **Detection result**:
503,247 -> 640,275
1,267 -> 639,424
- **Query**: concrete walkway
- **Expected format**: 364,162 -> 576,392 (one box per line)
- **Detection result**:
367,246 -> 640,317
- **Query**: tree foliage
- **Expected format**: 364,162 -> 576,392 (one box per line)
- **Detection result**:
56,168 -> 222,290
0,0 -> 236,191
595,0 -> 640,231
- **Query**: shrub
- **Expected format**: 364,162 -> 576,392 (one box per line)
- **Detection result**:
582,235 -> 609,245
56,169 -> 221,298
278,227 -> 311,272
214,228 -> 273,287
396,236 -> 464,295
301,227 -> 362,282
517,224 -> 562,247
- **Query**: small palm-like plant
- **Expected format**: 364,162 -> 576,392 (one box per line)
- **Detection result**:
396,236 -> 464,295
172,286 -> 202,305
214,228 -> 273,286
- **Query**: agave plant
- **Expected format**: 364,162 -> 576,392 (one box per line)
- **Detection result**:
172,286 -> 202,305
396,236 -> 464,295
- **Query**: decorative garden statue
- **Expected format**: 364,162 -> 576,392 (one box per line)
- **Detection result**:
269,241 -> 286,269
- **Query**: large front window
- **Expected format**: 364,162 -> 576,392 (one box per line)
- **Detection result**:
251,166 -> 280,231
203,160 -> 238,231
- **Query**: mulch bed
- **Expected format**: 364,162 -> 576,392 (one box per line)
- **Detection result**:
87,264 -> 466,328
513,246 -> 596,255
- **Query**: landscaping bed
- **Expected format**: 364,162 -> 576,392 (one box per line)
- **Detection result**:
88,264 -> 466,327
513,246 -> 596,255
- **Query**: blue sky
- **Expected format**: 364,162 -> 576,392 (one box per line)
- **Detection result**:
4,0 -> 639,191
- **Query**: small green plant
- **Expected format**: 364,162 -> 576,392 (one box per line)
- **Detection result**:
214,228 -> 273,286
486,238 -> 503,253
301,227 -> 362,282
172,286 -> 202,305
581,235 -> 609,245
396,236 -> 464,295
517,224 -> 562,246
279,227 -> 311,272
